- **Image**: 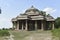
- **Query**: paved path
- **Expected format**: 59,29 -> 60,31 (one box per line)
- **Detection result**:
24,31 -> 52,40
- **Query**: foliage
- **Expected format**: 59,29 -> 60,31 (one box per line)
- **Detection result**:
47,14 -> 50,17
55,17 -> 60,28
40,11 -> 46,16
0,30 -> 10,36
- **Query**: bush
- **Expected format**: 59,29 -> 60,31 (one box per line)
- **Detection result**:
0,30 -> 10,36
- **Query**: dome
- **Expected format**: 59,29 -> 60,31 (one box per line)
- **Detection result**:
25,6 -> 40,13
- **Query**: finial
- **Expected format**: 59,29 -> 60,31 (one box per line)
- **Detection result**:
31,5 -> 34,8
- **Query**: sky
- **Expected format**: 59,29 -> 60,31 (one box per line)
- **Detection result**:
0,0 -> 60,29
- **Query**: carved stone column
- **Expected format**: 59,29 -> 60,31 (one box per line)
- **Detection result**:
16,21 -> 19,30
14,21 -> 17,30
35,21 -> 37,30
41,21 -> 44,30
52,22 -> 54,30
22,22 -> 23,30
13,21 -> 16,30
12,22 -> 14,29
25,20 -> 27,30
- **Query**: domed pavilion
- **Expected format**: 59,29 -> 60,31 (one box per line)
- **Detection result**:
11,6 -> 55,31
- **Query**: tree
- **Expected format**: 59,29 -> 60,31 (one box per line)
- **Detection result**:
40,11 -> 46,16
47,14 -> 50,17
55,17 -> 60,28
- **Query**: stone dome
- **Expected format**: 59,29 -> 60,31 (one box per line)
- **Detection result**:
25,6 -> 40,13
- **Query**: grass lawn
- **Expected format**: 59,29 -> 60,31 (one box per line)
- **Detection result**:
0,30 -> 10,40
51,28 -> 60,40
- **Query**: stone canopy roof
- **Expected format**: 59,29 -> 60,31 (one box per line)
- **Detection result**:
25,6 -> 40,13
11,6 -> 55,21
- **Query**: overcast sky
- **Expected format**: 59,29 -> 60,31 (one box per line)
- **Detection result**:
0,0 -> 60,28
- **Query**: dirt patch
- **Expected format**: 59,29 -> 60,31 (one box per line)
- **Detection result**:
24,31 -> 52,40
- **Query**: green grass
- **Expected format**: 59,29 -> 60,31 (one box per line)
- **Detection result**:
0,30 -> 10,40
51,28 -> 60,40
0,30 -> 10,37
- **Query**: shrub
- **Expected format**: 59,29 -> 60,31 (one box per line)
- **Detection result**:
0,30 -> 10,36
